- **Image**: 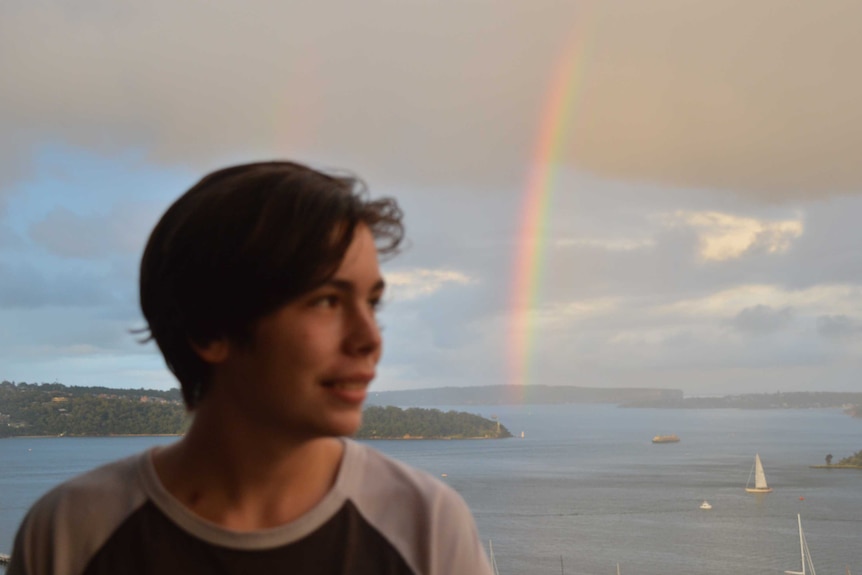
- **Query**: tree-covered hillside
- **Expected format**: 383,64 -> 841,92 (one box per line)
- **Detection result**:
0,381 -> 188,437
838,450 -> 862,466
356,406 -> 511,439
2,382 -> 512,440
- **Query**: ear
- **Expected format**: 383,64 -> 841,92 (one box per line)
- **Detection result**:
190,338 -> 231,365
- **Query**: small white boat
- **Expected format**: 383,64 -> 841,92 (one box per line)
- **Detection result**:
699,500 -> 712,510
745,453 -> 773,493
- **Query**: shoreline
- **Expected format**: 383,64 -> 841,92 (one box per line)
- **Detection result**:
2,434 -> 502,441
357,436 -> 506,440
1,434 -> 183,440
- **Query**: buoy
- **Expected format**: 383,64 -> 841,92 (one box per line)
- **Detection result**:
799,496 -> 805,501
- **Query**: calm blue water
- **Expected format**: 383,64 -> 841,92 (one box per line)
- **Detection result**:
2,405 -> 860,575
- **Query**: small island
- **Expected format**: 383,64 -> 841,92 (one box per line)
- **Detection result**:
810,450 -> 862,469
355,406 -> 512,440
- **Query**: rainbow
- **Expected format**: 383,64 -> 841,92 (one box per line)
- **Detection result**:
508,21 -> 593,402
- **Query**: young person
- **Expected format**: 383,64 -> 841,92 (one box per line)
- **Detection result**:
8,161 -> 493,575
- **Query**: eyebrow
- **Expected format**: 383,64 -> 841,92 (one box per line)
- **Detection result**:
324,278 -> 386,294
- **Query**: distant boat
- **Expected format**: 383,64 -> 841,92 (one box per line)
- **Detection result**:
699,500 -> 712,510
784,514 -> 816,575
745,453 -> 773,493
652,434 -> 680,443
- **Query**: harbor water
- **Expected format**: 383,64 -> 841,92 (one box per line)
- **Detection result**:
1,404 -> 860,575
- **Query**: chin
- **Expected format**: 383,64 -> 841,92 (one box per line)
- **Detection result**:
323,411 -> 363,438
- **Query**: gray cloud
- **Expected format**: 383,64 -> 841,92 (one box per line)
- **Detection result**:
730,305 -> 794,335
29,207 -> 115,258
817,314 -> 861,339
28,202 -> 158,259
3,1 -> 862,200
0,260 -> 116,309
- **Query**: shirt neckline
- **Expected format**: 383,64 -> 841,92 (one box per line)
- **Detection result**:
137,437 -> 358,550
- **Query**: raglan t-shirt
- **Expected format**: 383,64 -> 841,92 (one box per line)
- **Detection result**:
8,439 -> 493,575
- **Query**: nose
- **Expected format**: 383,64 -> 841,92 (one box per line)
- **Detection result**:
345,303 -> 382,358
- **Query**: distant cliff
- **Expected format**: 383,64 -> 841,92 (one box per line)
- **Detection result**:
365,385 -> 683,407
622,391 -> 862,409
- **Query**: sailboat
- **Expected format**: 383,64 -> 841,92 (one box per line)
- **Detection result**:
784,514 -> 816,575
488,539 -> 501,575
745,453 -> 773,493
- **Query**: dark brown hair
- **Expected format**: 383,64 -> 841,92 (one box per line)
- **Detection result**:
139,161 -> 404,408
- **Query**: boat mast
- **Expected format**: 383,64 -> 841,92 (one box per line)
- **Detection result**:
784,514 -> 806,575
798,514 -> 805,575
488,539 -> 500,575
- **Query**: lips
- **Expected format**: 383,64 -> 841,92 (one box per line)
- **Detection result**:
328,381 -> 367,391
322,375 -> 373,405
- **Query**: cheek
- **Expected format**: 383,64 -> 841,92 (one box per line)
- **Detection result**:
281,329 -> 336,367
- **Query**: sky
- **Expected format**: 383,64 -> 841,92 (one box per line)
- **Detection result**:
2,0 -> 862,396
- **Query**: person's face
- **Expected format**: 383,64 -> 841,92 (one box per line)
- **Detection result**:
207,224 -> 385,439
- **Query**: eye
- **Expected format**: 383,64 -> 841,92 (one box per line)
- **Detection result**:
369,297 -> 384,312
311,294 -> 340,308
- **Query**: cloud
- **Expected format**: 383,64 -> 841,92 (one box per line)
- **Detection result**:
28,202 -> 158,259
0,260 -> 115,309
385,268 -> 476,302
658,284 -> 862,321
730,304 -> 794,335
817,315 -> 862,340
29,207 -> 116,258
3,1 -> 862,199
554,237 -> 654,252
661,210 -> 803,262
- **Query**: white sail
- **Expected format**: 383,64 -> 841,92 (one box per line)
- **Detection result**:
754,454 -> 769,489
745,453 -> 773,493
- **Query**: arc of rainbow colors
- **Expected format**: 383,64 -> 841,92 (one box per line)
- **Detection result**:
509,19 -> 593,401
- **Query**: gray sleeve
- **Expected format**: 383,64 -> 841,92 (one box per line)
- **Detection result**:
6,455 -> 148,575
342,442 -> 494,575
424,487 -> 494,575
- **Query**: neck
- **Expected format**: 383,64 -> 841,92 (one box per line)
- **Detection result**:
153,406 -> 345,531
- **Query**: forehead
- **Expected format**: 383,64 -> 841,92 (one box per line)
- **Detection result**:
333,224 -> 381,276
